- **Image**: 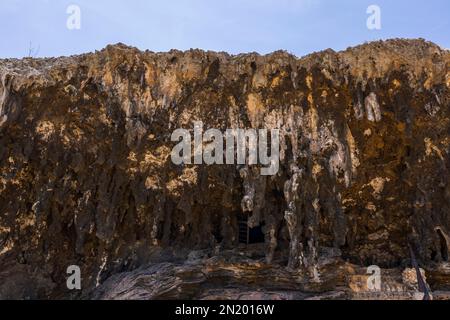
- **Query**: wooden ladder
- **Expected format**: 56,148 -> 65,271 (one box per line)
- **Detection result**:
238,213 -> 249,244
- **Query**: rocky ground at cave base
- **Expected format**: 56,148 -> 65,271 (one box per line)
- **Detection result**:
92,244 -> 450,300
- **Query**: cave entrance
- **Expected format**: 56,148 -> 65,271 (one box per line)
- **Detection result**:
437,228 -> 449,261
237,213 -> 265,244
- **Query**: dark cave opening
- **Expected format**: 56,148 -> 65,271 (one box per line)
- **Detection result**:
437,228 -> 449,262
249,225 -> 265,244
212,221 -> 223,244
238,213 -> 265,244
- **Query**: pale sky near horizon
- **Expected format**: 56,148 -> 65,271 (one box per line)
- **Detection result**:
0,0 -> 448,58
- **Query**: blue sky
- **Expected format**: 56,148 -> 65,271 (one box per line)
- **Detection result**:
0,0 -> 448,58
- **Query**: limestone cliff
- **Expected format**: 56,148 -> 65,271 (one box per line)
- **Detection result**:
0,39 -> 449,299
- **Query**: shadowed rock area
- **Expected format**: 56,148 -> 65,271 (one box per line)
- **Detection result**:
0,39 -> 449,299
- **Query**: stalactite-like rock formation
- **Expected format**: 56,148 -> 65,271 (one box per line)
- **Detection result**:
0,39 -> 449,299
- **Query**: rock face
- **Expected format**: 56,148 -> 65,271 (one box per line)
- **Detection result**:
0,39 -> 449,299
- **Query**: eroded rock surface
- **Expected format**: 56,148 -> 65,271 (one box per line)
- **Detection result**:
0,39 -> 449,299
